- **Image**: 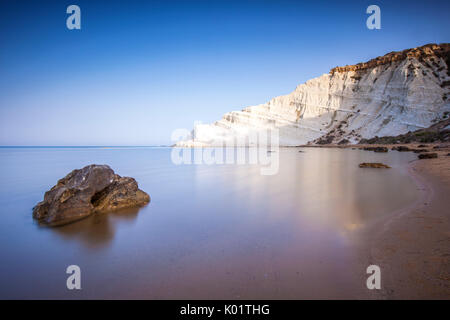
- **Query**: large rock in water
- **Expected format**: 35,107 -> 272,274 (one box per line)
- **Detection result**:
33,165 -> 150,226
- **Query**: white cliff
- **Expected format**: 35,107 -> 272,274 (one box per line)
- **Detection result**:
177,43 -> 450,146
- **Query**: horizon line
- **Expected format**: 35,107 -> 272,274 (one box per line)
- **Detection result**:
0,145 -> 172,148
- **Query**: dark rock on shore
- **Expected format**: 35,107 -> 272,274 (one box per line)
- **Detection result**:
392,146 -> 411,152
363,146 -> 388,152
359,162 -> 391,169
33,164 -> 150,226
413,149 -> 429,153
374,146 -> 388,153
418,153 -> 438,159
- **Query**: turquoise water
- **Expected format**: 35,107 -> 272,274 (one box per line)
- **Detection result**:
0,147 -> 418,299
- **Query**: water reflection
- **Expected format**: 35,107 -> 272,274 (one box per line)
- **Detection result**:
52,207 -> 141,249
198,148 -> 417,235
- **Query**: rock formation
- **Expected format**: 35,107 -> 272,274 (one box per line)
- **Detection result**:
177,43 -> 450,147
33,164 -> 150,226
360,118 -> 450,144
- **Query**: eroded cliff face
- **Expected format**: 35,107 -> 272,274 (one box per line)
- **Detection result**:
177,43 -> 450,146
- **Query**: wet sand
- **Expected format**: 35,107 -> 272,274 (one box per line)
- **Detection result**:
349,144 -> 450,299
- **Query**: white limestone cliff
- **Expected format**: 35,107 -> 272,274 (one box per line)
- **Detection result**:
177,43 -> 450,146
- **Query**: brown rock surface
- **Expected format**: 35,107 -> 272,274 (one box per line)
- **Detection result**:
359,162 -> 391,169
33,164 -> 150,226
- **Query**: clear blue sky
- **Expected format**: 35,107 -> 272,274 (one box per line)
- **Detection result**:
0,0 -> 449,146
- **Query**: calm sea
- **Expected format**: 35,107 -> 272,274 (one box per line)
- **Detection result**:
0,147 -> 418,299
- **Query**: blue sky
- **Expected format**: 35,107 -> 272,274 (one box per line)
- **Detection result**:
0,0 -> 449,146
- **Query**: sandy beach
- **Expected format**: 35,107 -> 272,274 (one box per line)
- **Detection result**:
351,144 -> 450,299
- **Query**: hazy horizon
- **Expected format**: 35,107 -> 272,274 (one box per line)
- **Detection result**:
1,0 -> 449,146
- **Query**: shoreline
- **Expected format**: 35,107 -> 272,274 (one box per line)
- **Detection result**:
174,142 -> 449,298
353,143 -> 450,299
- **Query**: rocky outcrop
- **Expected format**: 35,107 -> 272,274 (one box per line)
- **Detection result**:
360,118 -> 450,145
33,165 -> 150,226
177,43 -> 450,147
330,43 -> 450,74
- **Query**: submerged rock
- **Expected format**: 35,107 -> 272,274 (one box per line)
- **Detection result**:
359,162 -> 391,169
33,164 -> 150,226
